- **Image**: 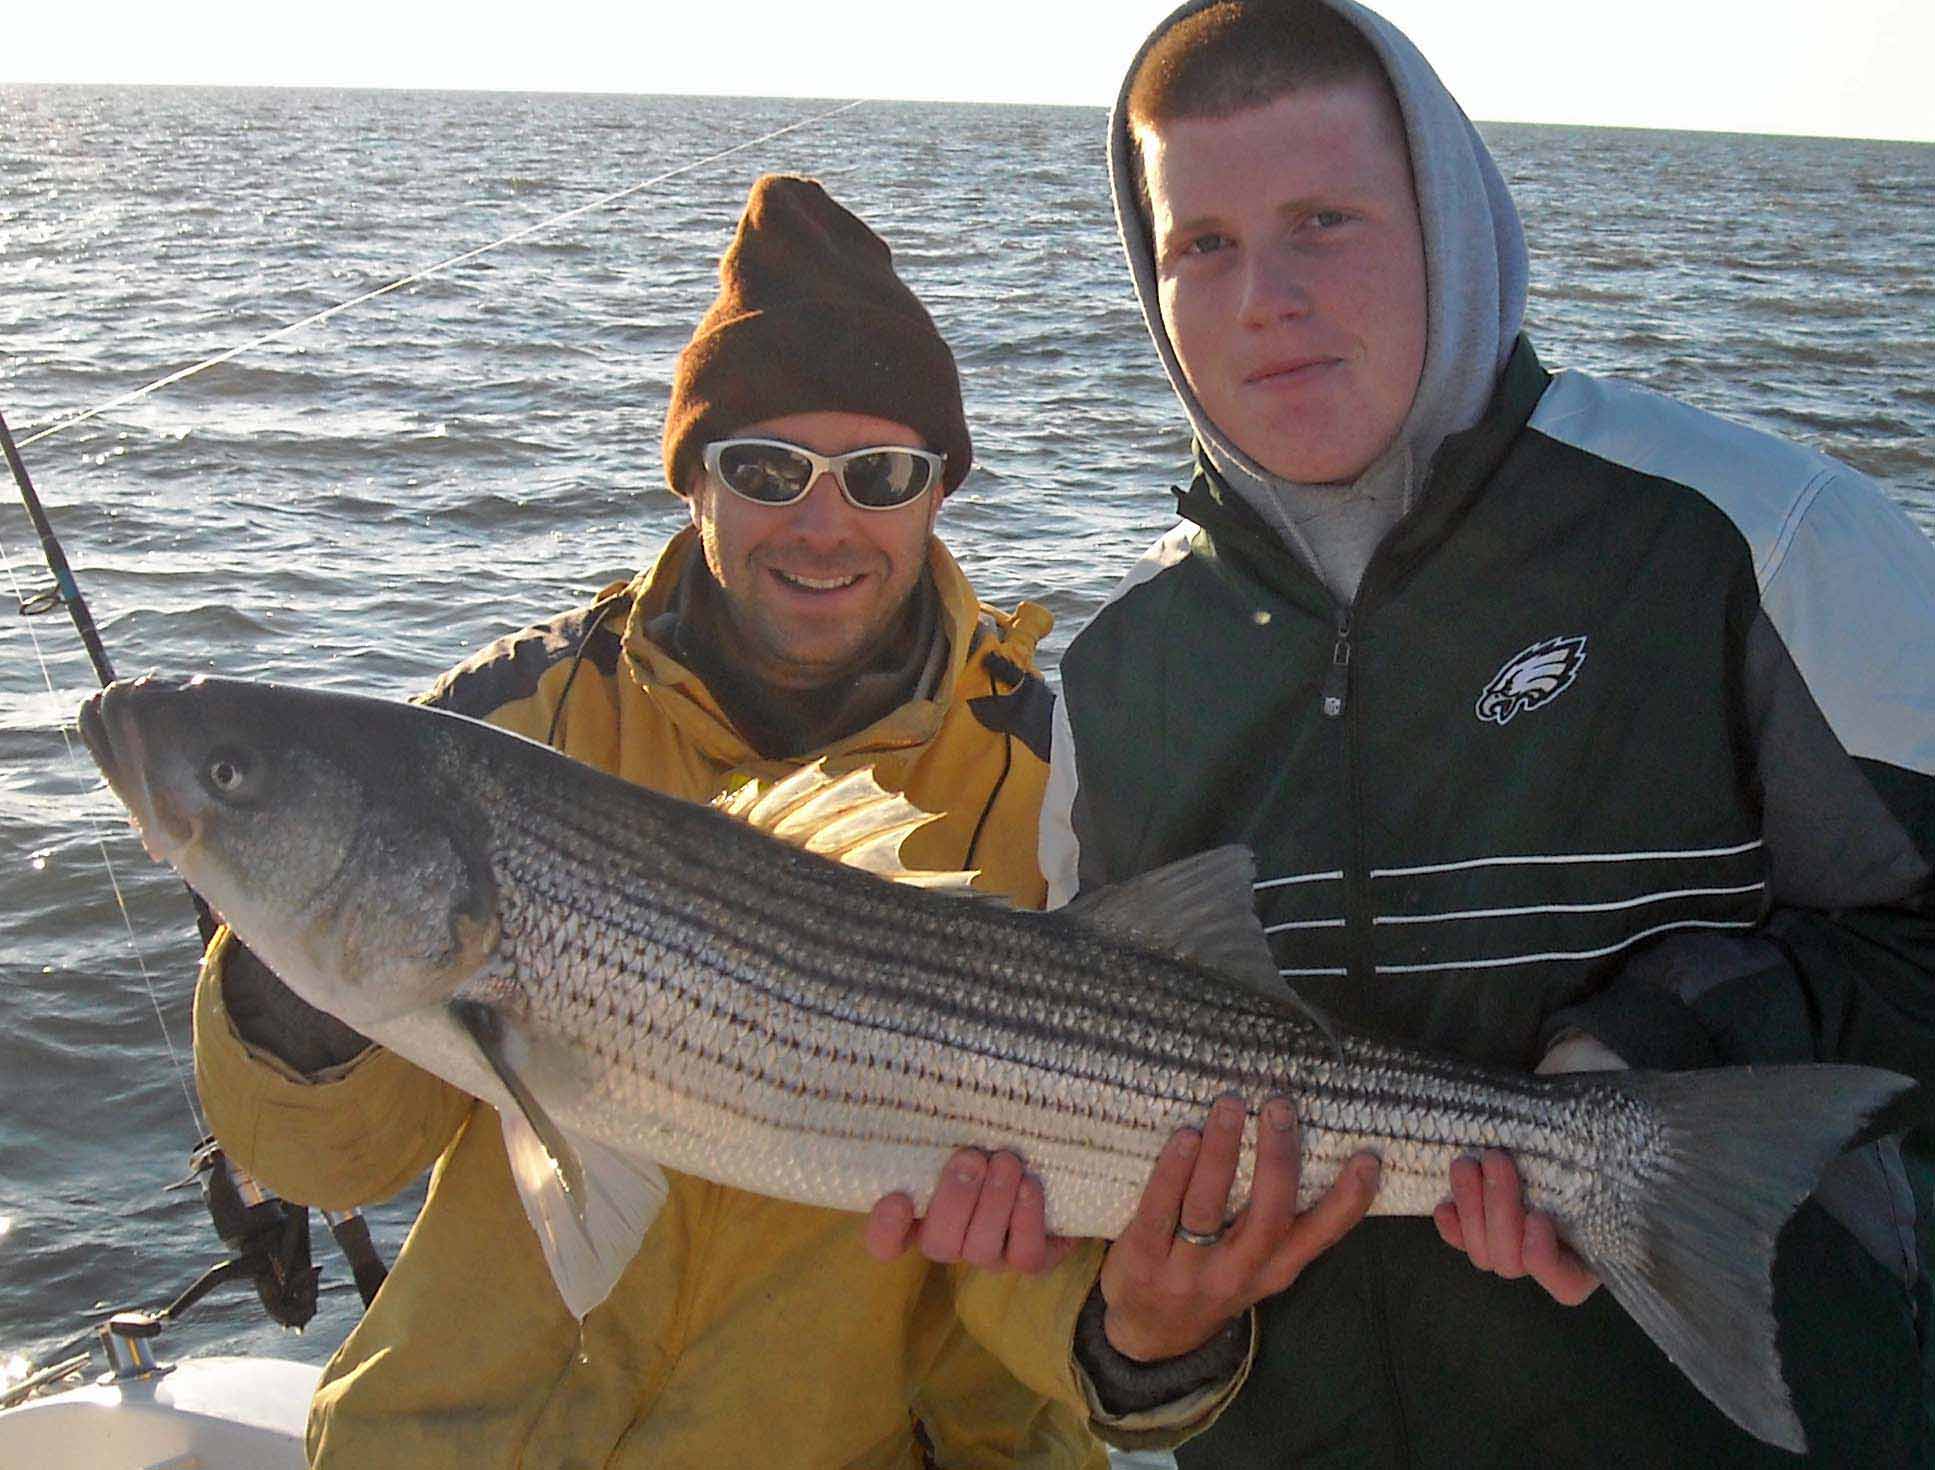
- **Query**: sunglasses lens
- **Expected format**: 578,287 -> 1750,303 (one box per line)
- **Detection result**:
842,450 -> 938,508
713,442 -> 814,504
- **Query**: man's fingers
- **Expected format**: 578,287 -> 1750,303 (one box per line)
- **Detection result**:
1000,1173 -> 1052,1275
1099,1102 -> 1379,1363
862,1192 -> 918,1263
1235,1098 -> 1301,1233
959,1151 -> 1024,1268
1432,1199 -> 1464,1251
1448,1155 -> 1487,1270
914,1148 -> 988,1262
1123,1124 -> 1203,1255
1437,1154 -> 1599,1307
1002,1174 -> 1077,1275
1448,1151 -> 1532,1281
1215,1098 -> 1298,1268
1524,1210 -> 1601,1306
1246,1149 -> 1378,1301
1178,1095 -> 1247,1238
863,1150 -> 1068,1276
1291,1152 -> 1380,1258
1480,1150 -> 1527,1279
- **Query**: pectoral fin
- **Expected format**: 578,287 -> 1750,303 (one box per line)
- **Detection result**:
498,1108 -> 668,1319
450,998 -> 668,1318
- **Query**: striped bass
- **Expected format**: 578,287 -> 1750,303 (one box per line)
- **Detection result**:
80,673 -> 1909,1453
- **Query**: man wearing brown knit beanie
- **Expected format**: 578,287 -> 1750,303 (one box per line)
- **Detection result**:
191,174 -> 1219,1466
657,171 -> 977,759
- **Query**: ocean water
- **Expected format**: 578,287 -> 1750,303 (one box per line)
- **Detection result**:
0,87 -> 1930,1386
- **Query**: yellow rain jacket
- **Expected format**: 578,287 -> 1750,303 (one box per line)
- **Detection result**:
194,530 -> 1182,1468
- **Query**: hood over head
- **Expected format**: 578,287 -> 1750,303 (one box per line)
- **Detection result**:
1109,0 -> 1528,598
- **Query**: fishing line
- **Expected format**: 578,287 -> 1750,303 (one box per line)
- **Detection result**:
14,97 -> 866,451
0,529 -> 208,1144
3,94 -> 868,1141
1,96 -> 873,1332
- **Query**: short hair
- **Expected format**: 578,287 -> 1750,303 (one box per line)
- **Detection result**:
1124,1 -> 1393,220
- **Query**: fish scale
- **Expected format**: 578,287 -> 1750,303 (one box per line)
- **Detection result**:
80,674 -> 1914,1452
475,741 -> 1697,1242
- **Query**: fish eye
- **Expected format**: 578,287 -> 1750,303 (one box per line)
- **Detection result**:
203,747 -> 254,799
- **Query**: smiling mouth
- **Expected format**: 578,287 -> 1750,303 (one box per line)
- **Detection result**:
773,569 -> 863,592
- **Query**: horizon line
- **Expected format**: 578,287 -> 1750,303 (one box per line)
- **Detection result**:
3,78 -> 1931,147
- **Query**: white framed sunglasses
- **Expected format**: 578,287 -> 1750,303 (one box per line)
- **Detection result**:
702,438 -> 945,511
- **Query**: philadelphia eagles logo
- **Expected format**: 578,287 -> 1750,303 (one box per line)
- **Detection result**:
1476,636 -> 1588,725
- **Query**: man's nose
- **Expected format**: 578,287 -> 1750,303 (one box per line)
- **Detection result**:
1239,243 -> 1312,328
786,473 -> 852,535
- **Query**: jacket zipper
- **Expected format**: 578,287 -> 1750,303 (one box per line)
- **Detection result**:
1312,575 -> 1402,1452
1322,609 -> 1352,719
1325,605 -> 1375,985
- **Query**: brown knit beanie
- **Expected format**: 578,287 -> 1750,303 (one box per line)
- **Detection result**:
663,175 -> 972,498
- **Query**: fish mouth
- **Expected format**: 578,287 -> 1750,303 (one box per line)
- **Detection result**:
78,678 -> 198,861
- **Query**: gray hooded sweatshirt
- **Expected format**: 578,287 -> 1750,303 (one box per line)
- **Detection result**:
1107,0 -> 1529,603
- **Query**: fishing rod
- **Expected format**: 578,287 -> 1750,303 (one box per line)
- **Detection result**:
1,411 -> 114,686
4,93 -> 868,1368
2,402 -> 385,1329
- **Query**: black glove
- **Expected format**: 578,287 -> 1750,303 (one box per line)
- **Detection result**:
221,938 -> 371,1075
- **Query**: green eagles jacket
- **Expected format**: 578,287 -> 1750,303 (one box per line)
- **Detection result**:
1043,340 -> 1935,1467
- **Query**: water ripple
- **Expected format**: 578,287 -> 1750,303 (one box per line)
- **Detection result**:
0,85 -> 1928,1373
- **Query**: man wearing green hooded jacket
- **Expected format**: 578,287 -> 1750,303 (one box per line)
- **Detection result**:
880,2 -> 1935,1465
1032,2 -> 1935,1464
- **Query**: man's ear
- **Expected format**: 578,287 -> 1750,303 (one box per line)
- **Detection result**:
684,477 -> 707,528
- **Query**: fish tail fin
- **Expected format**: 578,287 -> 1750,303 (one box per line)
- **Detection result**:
1589,1063 -> 1913,1454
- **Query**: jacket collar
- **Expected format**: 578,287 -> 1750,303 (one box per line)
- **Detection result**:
1175,335 -> 1553,612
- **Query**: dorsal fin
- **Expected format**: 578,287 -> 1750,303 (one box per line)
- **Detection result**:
714,761 -> 981,894
1060,846 -> 1343,1053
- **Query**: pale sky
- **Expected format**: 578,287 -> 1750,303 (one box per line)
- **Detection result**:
9,0 -> 1934,143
